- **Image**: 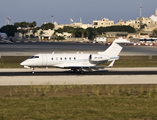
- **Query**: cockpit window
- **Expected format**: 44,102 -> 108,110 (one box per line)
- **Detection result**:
29,56 -> 34,59
29,56 -> 39,59
34,56 -> 39,58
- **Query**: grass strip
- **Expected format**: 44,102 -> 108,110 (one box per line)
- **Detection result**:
0,84 -> 157,119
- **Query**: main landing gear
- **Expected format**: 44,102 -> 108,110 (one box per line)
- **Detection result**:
71,68 -> 84,74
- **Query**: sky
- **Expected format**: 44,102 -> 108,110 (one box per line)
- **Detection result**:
0,0 -> 157,28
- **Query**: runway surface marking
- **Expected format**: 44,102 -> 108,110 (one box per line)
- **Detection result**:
0,75 -> 157,86
0,68 -> 157,85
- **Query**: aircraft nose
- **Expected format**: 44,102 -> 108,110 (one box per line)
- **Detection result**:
20,61 -> 25,66
20,60 -> 29,66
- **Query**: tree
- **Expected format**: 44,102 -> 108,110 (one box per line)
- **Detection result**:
32,28 -> 38,37
39,30 -> 44,40
55,28 -> 63,33
0,25 -> 17,37
96,25 -> 136,33
154,30 -> 157,35
86,28 -> 98,40
151,29 -> 157,37
55,26 -> 75,33
31,21 -> 37,28
30,34 -> 34,38
14,22 -> 21,28
20,21 -> 29,28
80,29 -> 86,38
73,28 -> 86,38
62,26 -> 74,32
55,36 -> 65,40
19,29 -> 27,38
25,35 -> 29,39
14,21 -> 37,29
54,25 -> 136,40
41,23 -> 54,30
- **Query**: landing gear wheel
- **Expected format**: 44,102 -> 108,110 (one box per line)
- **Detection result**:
32,67 -> 35,74
71,69 -> 78,73
79,68 -> 84,74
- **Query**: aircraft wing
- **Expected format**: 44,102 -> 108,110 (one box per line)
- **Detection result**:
63,66 -> 105,69
53,64 -> 105,71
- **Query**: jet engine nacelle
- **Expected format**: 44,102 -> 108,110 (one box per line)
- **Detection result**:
23,65 -> 30,69
89,54 -> 110,64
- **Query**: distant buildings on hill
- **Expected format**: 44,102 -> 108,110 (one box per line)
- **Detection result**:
54,22 -> 93,30
116,9 -> 157,32
54,9 -> 157,32
15,9 -> 157,40
53,18 -> 114,29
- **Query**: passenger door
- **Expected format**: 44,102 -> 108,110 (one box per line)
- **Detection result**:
42,55 -> 47,66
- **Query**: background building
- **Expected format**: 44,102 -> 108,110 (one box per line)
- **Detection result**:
116,9 -> 157,32
93,18 -> 114,28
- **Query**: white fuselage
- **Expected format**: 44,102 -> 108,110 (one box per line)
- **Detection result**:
20,38 -> 131,72
20,53 -> 111,68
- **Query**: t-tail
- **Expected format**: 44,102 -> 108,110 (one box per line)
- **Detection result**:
98,38 -> 131,67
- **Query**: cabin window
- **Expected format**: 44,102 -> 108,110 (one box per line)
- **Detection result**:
65,57 -> 66,60
60,58 -> 62,60
98,57 -> 102,59
51,58 -> 53,60
89,55 -> 92,59
69,57 -> 71,60
74,57 -> 76,60
56,58 -> 58,60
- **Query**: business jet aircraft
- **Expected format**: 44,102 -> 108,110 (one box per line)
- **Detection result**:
20,38 -> 131,73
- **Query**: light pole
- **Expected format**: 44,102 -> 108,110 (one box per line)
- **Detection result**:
51,15 -> 53,23
139,3 -> 142,31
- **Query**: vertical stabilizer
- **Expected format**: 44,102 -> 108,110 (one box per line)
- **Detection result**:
102,42 -> 122,57
98,38 -> 130,57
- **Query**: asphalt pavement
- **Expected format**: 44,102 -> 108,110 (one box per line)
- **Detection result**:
0,68 -> 157,85
0,42 -> 157,56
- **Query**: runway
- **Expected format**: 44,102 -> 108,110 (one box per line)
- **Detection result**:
0,68 -> 157,76
0,42 -> 157,85
0,68 -> 157,85
0,42 -> 157,56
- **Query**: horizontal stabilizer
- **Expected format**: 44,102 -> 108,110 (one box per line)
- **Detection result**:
113,38 -> 132,44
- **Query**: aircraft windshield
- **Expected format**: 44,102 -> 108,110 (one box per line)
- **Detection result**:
29,56 -> 39,59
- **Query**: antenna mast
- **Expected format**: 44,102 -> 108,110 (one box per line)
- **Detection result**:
140,3 -> 142,17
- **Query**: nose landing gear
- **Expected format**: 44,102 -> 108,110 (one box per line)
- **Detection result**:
32,67 -> 35,74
